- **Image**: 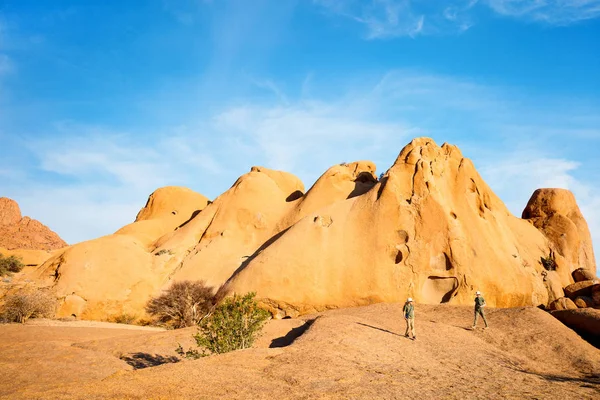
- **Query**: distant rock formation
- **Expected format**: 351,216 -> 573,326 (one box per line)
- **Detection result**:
24,138 -> 597,320
0,197 -> 67,251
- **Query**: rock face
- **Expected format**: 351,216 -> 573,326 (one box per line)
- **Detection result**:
31,187 -> 210,319
522,189 -> 596,283
224,138 -> 553,316
22,138 -> 598,320
0,198 -> 67,251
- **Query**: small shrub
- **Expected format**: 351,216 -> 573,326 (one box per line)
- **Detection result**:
0,253 -> 25,276
110,313 -> 138,325
177,292 -> 270,358
1,289 -> 56,323
541,250 -> 557,271
146,280 -> 215,328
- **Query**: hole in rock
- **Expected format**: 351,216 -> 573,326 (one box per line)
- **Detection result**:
286,190 -> 304,202
395,251 -> 403,264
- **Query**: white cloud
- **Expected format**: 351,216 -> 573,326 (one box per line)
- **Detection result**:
315,0 -> 600,38
213,100 -> 408,175
486,0 -> 600,24
314,0 -> 477,39
314,0 -> 478,38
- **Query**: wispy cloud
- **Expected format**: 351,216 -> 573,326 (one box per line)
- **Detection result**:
315,0 -> 600,39
315,0 -> 477,38
486,0 -> 600,24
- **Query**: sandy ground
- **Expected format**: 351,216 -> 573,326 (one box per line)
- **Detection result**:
1,303 -> 599,399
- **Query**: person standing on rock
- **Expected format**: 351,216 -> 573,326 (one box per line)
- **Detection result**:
472,291 -> 489,330
403,298 -> 416,340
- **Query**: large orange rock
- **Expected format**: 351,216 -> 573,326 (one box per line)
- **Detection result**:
19,138 -> 598,320
114,186 -> 210,248
522,189 -> 596,285
224,138 -> 552,316
0,198 -> 67,251
27,187 -> 210,319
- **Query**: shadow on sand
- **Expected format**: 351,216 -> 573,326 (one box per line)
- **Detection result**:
356,322 -> 408,338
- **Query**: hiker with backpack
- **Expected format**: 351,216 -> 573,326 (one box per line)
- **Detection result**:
403,297 -> 416,340
472,291 -> 489,329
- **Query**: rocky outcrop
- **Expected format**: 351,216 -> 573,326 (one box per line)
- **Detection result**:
30,187 -> 210,319
551,308 -> 600,338
0,198 -> 67,251
223,138 -> 555,316
573,268 -> 596,282
522,189 -> 596,285
548,297 -> 578,311
20,138 -> 598,320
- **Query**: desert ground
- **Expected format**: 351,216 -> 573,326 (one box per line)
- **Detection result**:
1,303 -> 598,400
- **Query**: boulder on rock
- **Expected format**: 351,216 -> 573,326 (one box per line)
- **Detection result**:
551,308 -> 600,338
573,268 -> 597,282
549,297 -> 578,311
522,189 -> 596,286
564,280 -> 600,299
574,296 -> 594,308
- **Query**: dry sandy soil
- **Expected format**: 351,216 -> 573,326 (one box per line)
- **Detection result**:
1,303 -> 599,399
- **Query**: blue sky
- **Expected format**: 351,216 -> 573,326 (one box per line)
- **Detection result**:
0,0 -> 599,265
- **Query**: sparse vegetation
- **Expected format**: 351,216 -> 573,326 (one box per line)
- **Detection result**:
177,292 -> 270,358
0,289 -> 56,323
0,253 -> 25,277
154,249 -> 174,256
541,250 -> 557,271
146,280 -> 216,328
110,313 -> 138,325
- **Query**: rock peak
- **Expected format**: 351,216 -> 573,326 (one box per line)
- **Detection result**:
0,197 -> 22,226
0,197 -> 67,250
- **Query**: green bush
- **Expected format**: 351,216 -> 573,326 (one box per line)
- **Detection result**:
0,253 -> 25,276
1,289 -> 56,323
146,280 -> 215,328
177,292 -> 270,358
